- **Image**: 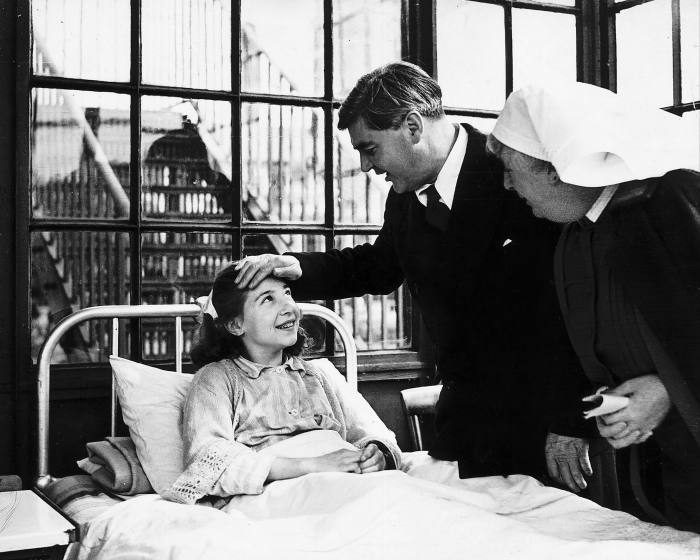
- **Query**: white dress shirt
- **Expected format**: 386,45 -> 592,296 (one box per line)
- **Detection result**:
415,124 -> 469,210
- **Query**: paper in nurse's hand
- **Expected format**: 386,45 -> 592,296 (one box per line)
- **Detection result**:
582,393 -> 629,419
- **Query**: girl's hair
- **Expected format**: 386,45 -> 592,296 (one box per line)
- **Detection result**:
190,263 -> 308,368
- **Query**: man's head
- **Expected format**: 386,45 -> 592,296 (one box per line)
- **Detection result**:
338,62 -> 443,131
338,62 -> 448,194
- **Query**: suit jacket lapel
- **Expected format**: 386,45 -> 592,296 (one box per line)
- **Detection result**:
449,124 -> 504,266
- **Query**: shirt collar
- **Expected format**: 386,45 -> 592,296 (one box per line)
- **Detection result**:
585,184 -> 619,223
232,354 -> 306,379
415,124 -> 468,210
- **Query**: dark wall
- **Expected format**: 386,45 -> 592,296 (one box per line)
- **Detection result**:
0,0 -> 17,478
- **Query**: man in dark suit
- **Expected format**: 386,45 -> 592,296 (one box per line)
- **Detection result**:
234,62 -> 587,487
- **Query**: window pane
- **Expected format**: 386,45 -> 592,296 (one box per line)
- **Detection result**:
142,0 -> 231,90
141,97 -> 232,222
241,0 -> 323,96
448,115 -> 497,135
437,1 -> 505,110
31,231 -> 130,363
242,233 -> 325,256
333,112 -> 388,226
512,10 -> 576,91
333,235 -> 412,351
242,103 -> 325,224
141,231 -> 231,361
681,0 -> 700,103
617,0 -> 673,107
32,0 -> 130,82
32,89 -> 131,219
333,0 -> 402,99
141,231 -> 231,304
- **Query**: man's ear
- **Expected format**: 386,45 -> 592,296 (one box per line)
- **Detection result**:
226,318 -> 245,336
404,111 -> 424,143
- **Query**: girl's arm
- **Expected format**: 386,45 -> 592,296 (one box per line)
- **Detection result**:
315,362 -> 403,470
268,448 -> 362,481
168,363 -> 276,503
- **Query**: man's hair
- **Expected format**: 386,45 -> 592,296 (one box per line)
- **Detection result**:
337,61 -> 444,131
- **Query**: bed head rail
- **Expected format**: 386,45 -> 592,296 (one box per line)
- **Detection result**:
36,302 -> 357,488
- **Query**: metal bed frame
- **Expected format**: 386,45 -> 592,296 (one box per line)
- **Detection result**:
35,302 -> 357,489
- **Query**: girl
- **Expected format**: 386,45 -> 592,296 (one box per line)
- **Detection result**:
167,263 -> 401,504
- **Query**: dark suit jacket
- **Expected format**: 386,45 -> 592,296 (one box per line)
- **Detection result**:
290,124 -> 581,478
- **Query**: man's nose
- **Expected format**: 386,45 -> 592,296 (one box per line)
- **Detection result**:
360,153 -> 372,173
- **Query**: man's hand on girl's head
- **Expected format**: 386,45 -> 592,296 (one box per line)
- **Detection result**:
235,254 -> 302,289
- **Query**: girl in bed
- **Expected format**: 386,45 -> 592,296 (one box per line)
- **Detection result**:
166,263 -> 402,504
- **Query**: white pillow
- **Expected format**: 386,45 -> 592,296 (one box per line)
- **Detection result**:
109,356 -> 192,495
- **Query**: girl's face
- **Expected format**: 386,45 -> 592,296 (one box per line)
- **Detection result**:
228,276 -> 300,364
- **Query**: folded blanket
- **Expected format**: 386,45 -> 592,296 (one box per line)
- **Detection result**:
43,474 -> 104,508
79,436 -> 153,495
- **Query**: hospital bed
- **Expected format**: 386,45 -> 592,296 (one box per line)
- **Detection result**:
34,304 -> 700,560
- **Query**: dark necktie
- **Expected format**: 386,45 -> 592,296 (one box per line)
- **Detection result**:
425,184 -> 450,232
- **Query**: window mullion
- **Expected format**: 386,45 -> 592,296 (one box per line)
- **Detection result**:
504,1 -> 514,95
129,0 -> 142,361
671,0 -> 681,106
15,0 -> 32,377
232,1 -> 242,261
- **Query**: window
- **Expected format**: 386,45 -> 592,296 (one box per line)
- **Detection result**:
20,1 -> 673,372
26,0 -> 407,366
612,0 -> 699,142
435,0 -> 580,130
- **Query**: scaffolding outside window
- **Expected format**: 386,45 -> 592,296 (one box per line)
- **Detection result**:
28,0 -> 408,365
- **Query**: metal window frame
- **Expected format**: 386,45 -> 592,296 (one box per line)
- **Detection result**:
608,0 -> 699,116
18,0 -> 657,380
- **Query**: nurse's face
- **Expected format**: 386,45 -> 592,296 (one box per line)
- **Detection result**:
499,147 -> 600,223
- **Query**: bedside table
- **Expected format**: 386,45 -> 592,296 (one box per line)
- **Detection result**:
0,489 -> 77,560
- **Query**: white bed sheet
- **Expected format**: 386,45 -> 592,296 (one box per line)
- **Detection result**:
66,452 -> 699,560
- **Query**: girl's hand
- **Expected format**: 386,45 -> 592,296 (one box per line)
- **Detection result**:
596,375 -> 670,449
358,443 -> 386,473
309,449 -> 363,474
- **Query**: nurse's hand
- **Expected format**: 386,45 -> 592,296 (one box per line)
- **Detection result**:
545,432 -> 592,492
597,375 -> 670,449
235,254 -> 302,289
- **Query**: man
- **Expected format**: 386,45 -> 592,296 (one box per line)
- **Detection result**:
235,62 -> 587,487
